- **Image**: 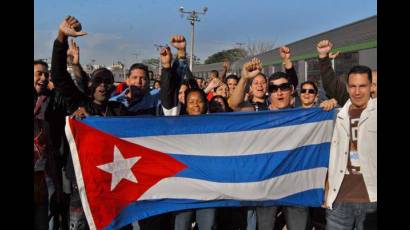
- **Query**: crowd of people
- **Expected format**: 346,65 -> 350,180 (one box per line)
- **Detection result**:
34,16 -> 377,230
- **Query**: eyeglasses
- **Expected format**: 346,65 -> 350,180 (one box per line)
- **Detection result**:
300,89 -> 317,94
268,82 -> 292,93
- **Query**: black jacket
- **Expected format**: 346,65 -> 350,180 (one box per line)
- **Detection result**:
34,88 -> 71,203
319,56 -> 349,106
51,39 -> 128,117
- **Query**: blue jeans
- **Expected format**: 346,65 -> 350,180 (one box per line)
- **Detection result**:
326,202 -> 377,230
175,208 -> 216,230
247,208 -> 257,230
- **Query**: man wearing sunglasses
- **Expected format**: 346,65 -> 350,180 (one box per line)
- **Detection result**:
229,46 -> 298,112
256,74 -> 337,230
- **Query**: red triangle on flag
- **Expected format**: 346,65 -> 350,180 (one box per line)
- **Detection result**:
68,118 -> 187,229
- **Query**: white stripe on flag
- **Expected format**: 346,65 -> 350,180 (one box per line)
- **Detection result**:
125,120 -> 333,156
138,167 -> 327,201
65,117 -> 97,230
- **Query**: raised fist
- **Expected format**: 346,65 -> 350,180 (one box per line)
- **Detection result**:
171,35 -> 186,50
160,46 -> 172,68
279,46 -> 291,60
242,58 -> 262,79
317,40 -> 333,58
59,16 -> 87,37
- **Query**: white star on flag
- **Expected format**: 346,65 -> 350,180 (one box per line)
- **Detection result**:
97,145 -> 141,191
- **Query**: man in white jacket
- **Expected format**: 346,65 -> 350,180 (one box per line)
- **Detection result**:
324,65 -> 377,230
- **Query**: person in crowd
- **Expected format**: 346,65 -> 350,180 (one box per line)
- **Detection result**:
209,95 -> 233,113
34,59 -> 69,230
196,77 -> 206,90
213,83 -> 229,99
160,35 -> 199,116
229,46 -> 298,112
160,35 -> 217,230
316,40 -> 377,106
108,62 -> 162,115
51,15 -> 134,230
234,57 -> 336,230
324,65 -> 377,230
153,79 -> 161,89
225,74 -> 239,98
299,80 -> 338,109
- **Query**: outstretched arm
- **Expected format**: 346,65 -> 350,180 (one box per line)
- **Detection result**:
317,40 -> 349,105
51,16 -> 88,109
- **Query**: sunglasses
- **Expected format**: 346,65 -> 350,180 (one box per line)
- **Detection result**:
269,82 -> 292,93
93,78 -> 114,86
301,88 -> 317,94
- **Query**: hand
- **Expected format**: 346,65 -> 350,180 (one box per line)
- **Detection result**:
317,40 -> 333,59
279,46 -> 291,61
208,78 -> 223,89
320,98 -> 338,111
171,35 -> 186,50
59,16 -> 87,37
321,203 -> 329,209
223,59 -> 230,70
68,39 -> 80,65
72,107 -> 89,120
329,51 -> 340,59
241,58 -> 262,80
204,78 -> 223,93
160,46 -> 172,69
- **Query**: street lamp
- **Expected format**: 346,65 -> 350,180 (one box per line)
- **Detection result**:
179,6 -> 208,71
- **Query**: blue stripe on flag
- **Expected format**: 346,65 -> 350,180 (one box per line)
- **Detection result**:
171,143 -> 330,182
105,188 -> 324,230
81,107 -> 335,138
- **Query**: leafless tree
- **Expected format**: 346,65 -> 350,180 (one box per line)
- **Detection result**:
246,39 -> 277,56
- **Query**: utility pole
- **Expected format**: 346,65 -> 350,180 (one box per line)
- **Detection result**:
179,6 -> 208,71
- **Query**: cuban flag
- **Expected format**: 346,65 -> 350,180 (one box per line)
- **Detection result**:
65,107 -> 335,230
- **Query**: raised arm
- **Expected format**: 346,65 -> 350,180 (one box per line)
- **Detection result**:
280,46 -> 298,89
68,39 -> 90,94
51,16 -> 88,108
317,40 -> 349,105
220,59 -> 230,83
228,58 -> 262,111
160,45 -> 177,112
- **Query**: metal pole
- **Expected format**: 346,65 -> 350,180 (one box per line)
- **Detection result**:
158,55 -> 162,77
179,6 -> 207,71
190,21 -> 195,71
